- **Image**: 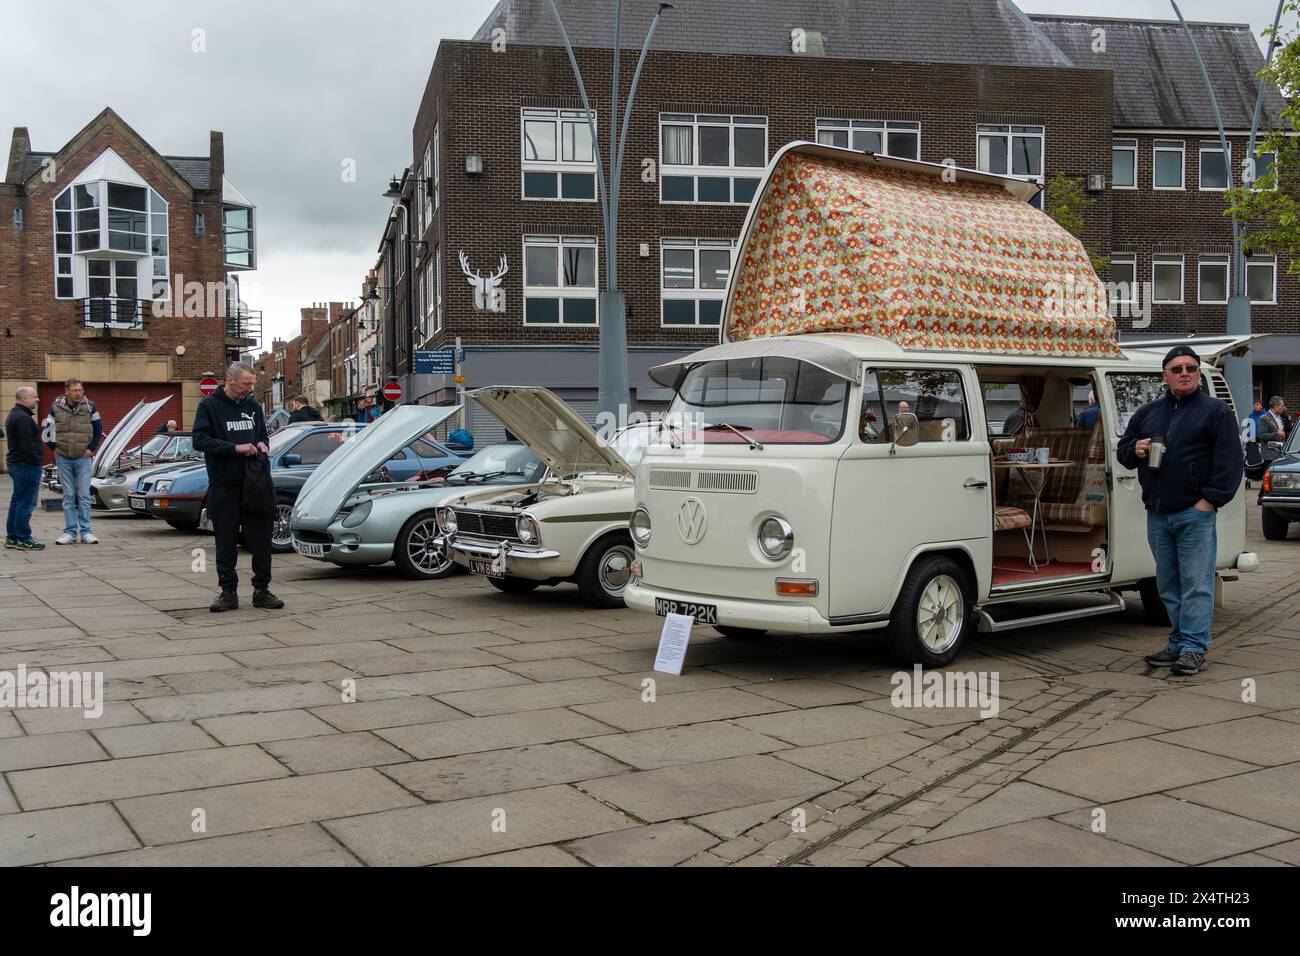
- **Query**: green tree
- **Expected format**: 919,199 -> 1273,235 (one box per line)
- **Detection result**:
1044,173 -> 1108,274
1225,4 -> 1297,272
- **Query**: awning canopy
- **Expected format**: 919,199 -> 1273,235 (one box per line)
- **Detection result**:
724,143 -> 1123,359
648,336 -> 862,390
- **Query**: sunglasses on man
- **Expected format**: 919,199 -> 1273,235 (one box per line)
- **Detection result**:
1166,364 -> 1200,374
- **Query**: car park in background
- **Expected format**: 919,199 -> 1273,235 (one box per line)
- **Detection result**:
93,431 -> 200,511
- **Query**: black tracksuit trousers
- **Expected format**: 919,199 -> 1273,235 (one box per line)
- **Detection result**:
209,481 -> 272,592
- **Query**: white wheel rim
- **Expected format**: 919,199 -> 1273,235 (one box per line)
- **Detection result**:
272,504 -> 293,547
917,573 -> 964,654
407,519 -> 451,575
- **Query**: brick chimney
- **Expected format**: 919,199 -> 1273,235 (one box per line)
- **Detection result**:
6,127 -> 31,185
208,131 -> 224,194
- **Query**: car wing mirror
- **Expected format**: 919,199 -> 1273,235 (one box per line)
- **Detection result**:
1267,441 -> 1283,451
281,454 -> 302,467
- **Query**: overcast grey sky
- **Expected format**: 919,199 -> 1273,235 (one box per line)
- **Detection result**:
0,0 -> 1286,346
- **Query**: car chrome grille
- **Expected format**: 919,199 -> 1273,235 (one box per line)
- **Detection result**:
456,510 -> 520,541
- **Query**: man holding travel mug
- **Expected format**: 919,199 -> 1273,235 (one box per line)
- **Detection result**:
1117,346 -> 1243,675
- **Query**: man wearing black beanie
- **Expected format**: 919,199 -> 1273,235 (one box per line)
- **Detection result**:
1117,346 -> 1243,675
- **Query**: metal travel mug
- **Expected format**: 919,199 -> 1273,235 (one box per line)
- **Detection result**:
1147,436 -> 1166,470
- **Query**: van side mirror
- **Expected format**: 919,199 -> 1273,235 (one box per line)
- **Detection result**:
889,424 -> 911,456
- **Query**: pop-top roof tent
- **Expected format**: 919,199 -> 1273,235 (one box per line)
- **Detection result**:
721,143 -> 1123,359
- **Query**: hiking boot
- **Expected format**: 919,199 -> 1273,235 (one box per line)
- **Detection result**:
1144,647 -> 1181,667
80,532 -> 99,544
55,533 -> 76,545
15,538 -> 45,551
1171,651 -> 1207,676
209,590 -> 239,613
252,589 -> 284,610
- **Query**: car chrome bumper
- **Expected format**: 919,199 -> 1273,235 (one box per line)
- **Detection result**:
446,536 -> 560,560
1258,496 -> 1300,507
625,579 -> 847,635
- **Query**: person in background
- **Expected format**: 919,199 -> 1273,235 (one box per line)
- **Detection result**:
43,378 -> 101,545
1117,346 -> 1243,676
5,387 -> 46,551
1258,396 -> 1288,454
1248,400 -> 1265,428
287,395 -> 323,424
155,419 -> 179,434
1077,390 -> 1099,430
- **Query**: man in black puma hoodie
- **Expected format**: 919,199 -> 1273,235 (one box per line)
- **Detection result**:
192,362 -> 284,613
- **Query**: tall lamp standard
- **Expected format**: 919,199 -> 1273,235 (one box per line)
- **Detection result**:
1171,0 -> 1286,415
545,0 -> 674,421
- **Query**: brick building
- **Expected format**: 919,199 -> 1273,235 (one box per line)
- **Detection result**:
369,1 -> 1292,440
0,108 -> 259,467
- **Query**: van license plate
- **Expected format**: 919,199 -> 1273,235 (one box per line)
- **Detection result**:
654,598 -> 717,624
294,539 -> 325,558
469,558 -> 504,579
128,496 -> 147,511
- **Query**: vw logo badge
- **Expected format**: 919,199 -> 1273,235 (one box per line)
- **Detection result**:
677,497 -> 707,545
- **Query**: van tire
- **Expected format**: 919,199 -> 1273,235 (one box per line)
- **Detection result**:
1261,506 -> 1290,541
885,555 -> 972,667
714,625 -> 768,640
1137,577 -> 1172,627
575,533 -> 636,609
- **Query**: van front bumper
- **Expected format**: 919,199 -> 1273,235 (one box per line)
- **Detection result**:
625,579 -> 862,635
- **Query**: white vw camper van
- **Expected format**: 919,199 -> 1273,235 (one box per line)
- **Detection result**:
623,144 -> 1258,666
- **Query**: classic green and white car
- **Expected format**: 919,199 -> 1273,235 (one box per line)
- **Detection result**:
437,386 -> 656,608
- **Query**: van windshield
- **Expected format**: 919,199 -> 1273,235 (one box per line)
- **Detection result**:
667,357 -> 849,444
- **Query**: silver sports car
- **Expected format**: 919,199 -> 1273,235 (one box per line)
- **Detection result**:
289,405 -> 545,579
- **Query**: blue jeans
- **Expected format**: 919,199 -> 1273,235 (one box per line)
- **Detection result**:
6,463 -> 42,541
1146,507 -> 1218,654
56,454 -> 93,536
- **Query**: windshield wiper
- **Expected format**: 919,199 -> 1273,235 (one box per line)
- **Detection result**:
656,419 -> 682,449
703,422 -> 764,451
448,470 -> 508,483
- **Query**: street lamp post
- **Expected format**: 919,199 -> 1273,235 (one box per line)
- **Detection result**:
545,0 -> 673,421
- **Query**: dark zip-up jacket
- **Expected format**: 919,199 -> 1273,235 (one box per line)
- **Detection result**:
193,387 -> 269,486
5,405 -> 43,466
1117,387 -> 1243,513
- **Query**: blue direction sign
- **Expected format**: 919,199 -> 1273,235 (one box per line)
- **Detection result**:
414,348 -> 455,374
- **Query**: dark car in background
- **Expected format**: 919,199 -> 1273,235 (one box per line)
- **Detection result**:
1260,424 -> 1300,540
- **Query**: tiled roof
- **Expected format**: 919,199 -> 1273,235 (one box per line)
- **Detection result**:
1029,15 -> 1285,129
19,151 -> 210,189
472,0 -> 1073,68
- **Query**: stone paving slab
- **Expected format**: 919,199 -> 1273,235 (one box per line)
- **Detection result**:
1153,716 -> 1300,767
891,818 -> 1179,866
308,696 -> 465,732
381,740 -> 628,802
91,720 -> 220,758
261,732 -> 412,774
572,687 -> 792,732
565,821 -> 719,866
442,845 -> 586,866
198,709 -> 340,746
735,704 -> 922,746
0,803 -> 140,866
0,730 -> 108,772
51,823 -> 363,867
914,782 -> 1091,844
580,721 -> 792,770
1171,762 -> 1300,831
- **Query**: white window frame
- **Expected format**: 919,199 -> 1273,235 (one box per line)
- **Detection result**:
1247,255 -> 1277,305
52,180 -> 168,301
660,238 -> 736,328
976,125 -> 1045,208
1111,138 -> 1137,189
1153,140 -> 1185,190
659,113 -> 768,206
815,118 -> 920,160
419,143 -> 432,233
1197,255 -> 1230,304
1152,254 -> 1185,304
434,246 -> 443,334
419,256 -> 436,345
1248,149 -> 1277,191
522,235 -> 599,326
1198,141 -> 1231,192
1108,253 -> 1137,311
433,123 -> 440,210
520,108 -> 598,202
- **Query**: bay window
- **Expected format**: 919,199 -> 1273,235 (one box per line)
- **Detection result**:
53,179 -> 169,301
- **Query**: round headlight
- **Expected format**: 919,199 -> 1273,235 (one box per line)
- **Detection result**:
341,500 -> 373,528
630,507 -> 652,547
516,513 -> 539,545
758,515 -> 794,559
438,507 -> 458,534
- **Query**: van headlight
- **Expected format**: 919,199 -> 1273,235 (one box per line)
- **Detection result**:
630,507 -> 652,547
437,507 -> 457,534
516,513 -> 540,545
340,500 -> 373,528
758,515 -> 794,559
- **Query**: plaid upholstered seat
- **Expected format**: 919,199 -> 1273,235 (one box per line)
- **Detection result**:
994,506 -> 1032,531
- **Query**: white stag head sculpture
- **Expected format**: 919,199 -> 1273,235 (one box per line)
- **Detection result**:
459,251 -> 508,312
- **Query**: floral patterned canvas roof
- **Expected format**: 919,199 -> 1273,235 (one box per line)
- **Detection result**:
725,151 -> 1123,358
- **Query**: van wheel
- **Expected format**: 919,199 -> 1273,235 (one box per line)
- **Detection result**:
488,576 -> 541,594
394,512 -> 457,579
886,556 -> 972,667
1261,507 -> 1290,541
1137,577 -> 1172,627
576,533 -> 636,609
714,625 -> 768,640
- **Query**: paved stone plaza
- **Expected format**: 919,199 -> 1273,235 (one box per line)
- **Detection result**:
1,490 -> 1297,867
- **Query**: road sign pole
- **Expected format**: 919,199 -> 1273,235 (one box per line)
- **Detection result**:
455,336 -> 465,432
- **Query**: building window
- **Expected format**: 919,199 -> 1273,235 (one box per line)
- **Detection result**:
521,108 -> 597,201
1247,255 -> 1276,304
1250,149 -> 1276,190
223,204 -> 255,269
433,124 -> 440,210
815,119 -> 919,160
1199,141 -> 1230,191
1153,140 -> 1185,189
53,181 -> 168,300
435,246 -> 443,333
661,238 -> 735,327
976,125 -> 1044,208
1152,254 -> 1184,304
1112,138 -> 1137,189
660,113 -> 767,205
523,235 -> 598,325
1109,254 -> 1137,311
149,189 -> 169,300
421,139 -> 434,227
1197,255 -> 1229,304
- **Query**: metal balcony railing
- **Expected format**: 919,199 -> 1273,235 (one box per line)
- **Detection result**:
81,297 -> 143,330
225,307 -> 263,343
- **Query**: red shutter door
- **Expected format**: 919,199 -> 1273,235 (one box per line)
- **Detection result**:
37,383 -> 184,464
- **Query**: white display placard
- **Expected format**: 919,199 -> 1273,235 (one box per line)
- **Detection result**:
653,612 -> 694,676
